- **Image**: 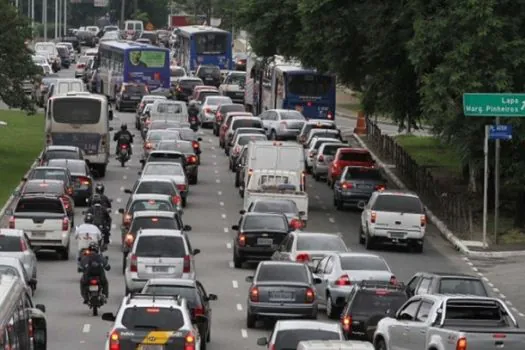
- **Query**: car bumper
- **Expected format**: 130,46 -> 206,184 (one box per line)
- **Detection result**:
73,187 -> 93,201
276,130 -> 301,139
236,246 -> 276,260
335,190 -> 373,205
313,163 -> 329,175
201,113 -> 216,124
369,226 -> 425,242
119,99 -> 141,109
248,302 -> 317,318
327,286 -> 354,306
29,232 -> 70,249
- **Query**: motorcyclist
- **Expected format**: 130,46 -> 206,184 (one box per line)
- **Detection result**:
94,183 -> 111,209
75,213 -> 102,263
79,242 -> 110,304
86,194 -> 112,244
113,123 -> 133,156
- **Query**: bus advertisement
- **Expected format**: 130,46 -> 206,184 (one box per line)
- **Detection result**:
174,25 -> 233,73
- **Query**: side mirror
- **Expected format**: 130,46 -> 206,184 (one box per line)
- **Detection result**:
193,248 -> 200,255
298,211 -> 306,216
257,337 -> 268,346
109,127 -> 114,131
245,276 -> 253,283
101,312 -> 116,322
183,224 -> 192,231
137,171 -> 142,175
118,208 -> 124,214
231,225 -> 239,231
197,137 -> 202,141
139,159 -> 145,164
313,277 -> 322,284
124,189 -> 132,194
35,304 -> 46,313
194,315 -> 207,325
207,293 -> 218,301
239,210 -> 246,215
108,110 -> 113,120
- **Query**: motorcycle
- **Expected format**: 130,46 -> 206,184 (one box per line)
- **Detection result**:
189,115 -> 200,132
118,144 -> 130,167
87,277 -> 105,316
97,224 -> 110,250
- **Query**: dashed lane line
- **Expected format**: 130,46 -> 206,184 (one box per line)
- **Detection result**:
236,304 -> 243,311
221,213 -> 227,219
226,242 -> 232,249
241,329 -> 248,338
232,280 -> 238,288
224,227 -> 229,233
82,324 -> 91,333
220,201 -> 225,206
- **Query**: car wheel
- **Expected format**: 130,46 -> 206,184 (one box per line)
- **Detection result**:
314,172 -> 320,181
365,228 -> 374,250
182,197 -> 187,207
200,337 -> 207,350
270,130 -> 277,140
60,244 -> 69,260
233,250 -> 243,268
326,295 -> 340,319
190,175 -> 198,185
207,327 -> 211,342
375,338 -> 387,350
359,225 -> 365,244
336,198 -> 344,211
246,311 -> 256,329
413,242 -> 423,253
234,173 -> 240,187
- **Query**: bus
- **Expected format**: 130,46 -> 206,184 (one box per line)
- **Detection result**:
248,57 -> 336,120
97,41 -> 170,100
174,25 -> 233,73
45,92 -> 113,177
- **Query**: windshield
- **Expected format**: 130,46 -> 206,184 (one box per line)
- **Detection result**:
351,292 -> 407,313
227,74 -> 245,86
130,217 -> 180,231
130,200 -> 173,213
438,278 -> 487,296
0,236 -> 23,252
207,97 -> 232,106
143,285 -> 199,307
372,195 -> 423,214
148,131 -> 180,141
136,182 -> 175,195
344,168 -> 383,180
243,215 -> 287,231
220,104 -> 245,114
296,235 -> 347,251
314,139 -> 336,150
257,264 -> 307,282
177,129 -> 195,141
29,169 -> 66,181
53,98 -> 101,124
143,163 -> 184,176
287,74 -> 333,97
275,330 -> 340,350
180,79 -> 203,88
340,256 -> 389,271
281,111 -> 305,120
136,236 -> 185,257
157,141 -> 193,153
253,201 -> 298,214
237,135 -> 266,145
121,307 -> 184,330
195,32 -> 228,55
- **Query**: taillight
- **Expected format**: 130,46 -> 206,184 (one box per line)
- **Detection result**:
193,306 -> 204,316
176,184 -> 187,192
456,337 -> 467,350
123,214 -> 132,225
79,177 -> 91,186
370,211 -> 376,224
301,171 -> 306,191
89,279 -> 98,285
318,155 -> 324,162
77,63 -> 85,68
144,142 -> 152,149
28,318 -> 33,338
183,255 -> 191,273
296,253 -> 310,262
289,218 -> 303,230
279,121 -> 287,130
249,286 -> 259,302
61,196 -> 70,210
341,182 -> 353,190
421,215 -> 426,227
124,233 -> 134,246
204,107 -> 212,114
109,330 -> 120,350
335,274 -> 352,286
191,140 -> 199,149
20,239 -> 27,251
130,254 -> 138,272
270,345 -> 276,350
342,315 -> 352,333
327,111 -> 333,119
390,275 -> 398,285
172,195 -> 182,205
238,233 -> 246,246
184,331 -> 195,350
120,144 -> 128,149
8,216 -> 14,229
375,184 -> 385,191
305,288 -> 315,303
186,155 -> 197,164
145,119 -> 152,126
62,217 -> 69,231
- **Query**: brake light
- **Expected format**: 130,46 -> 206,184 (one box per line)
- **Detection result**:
305,288 -> 315,303
172,195 -> 182,205
124,214 -> 132,225
290,218 -> 303,230
144,142 -> 152,149
77,63 -> 85,68
342,315 -> 352,332
20,238 -> 27,251
375,184 -> 385,191
389,275 -> 398,285
301,171 -> 306,191
307,101 -> 312,107
335,275 -> 351,286
62,217 -> 69,231
184,331 -> 195,350
327,111 -> 333,119
193,306 -> 204,316
89,279 -> 98,285
130,254 -> 137,272
109,330 -> 120,350
205,108 -> 212,114
318,155 -> 324,162
341,182 -> 353,190
370,211 -> 376,224
125,233 -> 134,246
191,140 -> 199,149
296,253 -> 310,262
176,184 -> 187,192
249,286 -> 259,302
270,345 -> 276,350
456,337 -> 467,350
238,233 -> 246,246
8,216 -> 14,229
493,334 -> 506,339
146,308 -> 160,313
79,177 -> 91,186
61,196 -> 70,210
28,318 -> 33,338
187,155 -> 197,164
332,161 -> 339,170
421,215 -> 426,227
120,144 -> 128,149
309,150 -> 316,158
279,121 -> 287,130
183,255 -> 191,273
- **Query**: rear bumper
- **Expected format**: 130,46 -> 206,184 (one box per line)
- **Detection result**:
248,302 -> 317,318
313,163 -> 329,175
119,99 -> 141,109
327,287 -> 354,306
236,246 -> 276,260
29,232 -> 70,249
335,190 -> 372,206
276,130 -> 300,139
74,188 -> 93,201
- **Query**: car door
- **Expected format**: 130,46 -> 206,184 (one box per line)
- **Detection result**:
388,299 -> 421,350
314,256 -> 330,303
22,233 -> 36,278
259,111 -> 270,134
407,299 -> 433,350
267,111 -> 278,134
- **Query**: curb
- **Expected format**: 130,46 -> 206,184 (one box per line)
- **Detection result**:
351,133 -> 520,259
0,159 -> 39,219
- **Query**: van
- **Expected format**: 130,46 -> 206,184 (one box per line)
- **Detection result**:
45,78 -> 85,110
296,340 -> 374,350
124,20 -> 144,39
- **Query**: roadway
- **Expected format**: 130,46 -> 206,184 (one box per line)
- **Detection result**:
0,65 -> 504,348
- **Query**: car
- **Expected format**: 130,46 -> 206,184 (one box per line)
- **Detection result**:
333,166 -> 387,210
297,120 -> 337,145
213,103 -> 246,135
245,261 -> 321,328
305,137 -> 342,172
124,177 -> 184,210
141,278 -> 217,344
228,133 -> 267,171
139,162 -> 189,203
327,148 -> 376,188
198,95 -> 233,128
241,198 -> 306,227
339,281 -> 408,341
311,142 -> 349,181
229,127 -> 266,149
101,294 -> 204,350
405,271 -> 489,297
256,320 -> 345,348
148,119 -> 186,132
135,95 -> 167,129
0,229 -> 37,294
168,127 -> 203,158
33,76 -> 58,107
233,52 -> 247,70
55,45 -> 70,68
115,82 -> 149,111
195,64 -> 222,88
118,194 -> 177,231
219,71 -> 246,103
304,129 -> 343,150
124,229 -> 199,293
39,145 -> 84,165
218,111 -> 253,147
25,166 -> 74,198
139,30 -> 158,45
232,212 -> 291,268
313,252 -> 396,318
172,77 -> 203,102
155,141 -> 199,184
271,231 -> 349,268
224,116 -> 263,155
359,190 -> 426,251
169,65 -> 187,86
297,340 -> 374,350
19,179 -> 74,222
46,159 -> 94,205
142,129 -> 181,159
259,109 -> 307,140
0,256 -> 35,296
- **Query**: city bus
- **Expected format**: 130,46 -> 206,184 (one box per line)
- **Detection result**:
97,41 -> 170,100
174,25 -> 233,73
45,92 -> 113,177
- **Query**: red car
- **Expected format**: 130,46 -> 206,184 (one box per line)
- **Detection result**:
327,148 -> 375,188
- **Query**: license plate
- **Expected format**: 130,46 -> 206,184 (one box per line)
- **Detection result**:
269,291 -> 293,301
30,231 -> 46,237
205,77 -> 213,81
88,285 -> 99,291
152,266 -> 169,272
257,238 -> 273,245
389,232 -> 406,239
357,184 -> 372,189
137,346 -> 164,350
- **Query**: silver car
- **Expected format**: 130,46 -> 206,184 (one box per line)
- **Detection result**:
0,229 -> 37,292
259,109 -> 306,140
305,137 -> 341,170
311,142 -> 348,181
0,256 -> 35,296
257,320 -> 345,348
75,56 -> 90,78
304,128 -> 342,148
198,95 -> 233,127
140,161 -> 189,202
124,229 -> 200,293
313,252 -> 395,319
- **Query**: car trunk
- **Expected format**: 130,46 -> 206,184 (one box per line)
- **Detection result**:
137,256 -> 184,279
342,179 -> 385,195
344,270 -> 392,283
71,173 -> 90,191
283,120 -> 305,132
256,281 -> 310,303
242,230 -> 287,248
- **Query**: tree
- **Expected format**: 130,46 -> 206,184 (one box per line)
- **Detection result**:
0,2 -> 40,113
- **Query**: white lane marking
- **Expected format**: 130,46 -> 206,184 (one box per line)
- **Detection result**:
236,304 -> 243,311
214,170 -> 218,174
226,242 -> 232,249
80,340 -> 86,343
482,276 -> 488,281
123,175 -> 127,180
219,201 -> 224,206
111,224 -> 116,230
213,162 -> 217,166
208,138 -> 213,143
120,186 -> 125,191
466,261 -> 474,266
241,329 -> 248,338
471,266 -> 478,272
224,227 -> 229,233
221,213 -> 227,219
212,154 -> 217,158
328,217 -> 335,223
477,272 -> 483,277
520,312 -> 525,317
493,287 -> 500,293
216,179 -> 221,183
211,146 -> 216,150
116,198 -> 122,203
218,191 -> 222,196
488,282 -> 494,287
82,324 -> 91,333
232,280 -> 238,288
229,261 -> 234,268
114,210 -> 120,215
500,293 -> 506,299
507,300 -> 513,306
512,307 -> 518,312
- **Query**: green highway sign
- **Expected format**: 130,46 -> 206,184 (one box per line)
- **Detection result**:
463,93 -> 525,117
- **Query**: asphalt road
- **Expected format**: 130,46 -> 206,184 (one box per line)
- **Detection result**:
0,64 -> 511,348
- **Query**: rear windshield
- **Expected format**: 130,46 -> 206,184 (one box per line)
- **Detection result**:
157,142 -> 193,153
372,195 -> 423,214
296,235 -> 347,251
47,160 -> 85,174
142,285 -> 199,307
281,111 -> 305,120
257,264 -> 307,282
445,301 -> 504,320
52,98 -> 101,124
199,66 -> 220,76
275,330 -> 340,350
344,168 -> 383,180
253,201 -> 297,214
438,278 -> 487,296
243,215 -> 287,231
121,307 -> 184,330
314,139 -> 335,150
237,135 -> 266,146
207,97 -> 232,106
23,182 -> 62,194
16,198 -> 63,213
340,256 -> 389,271
232,119 -> 262,129
340,151 -> 373,162
130,217 -> 180,231
148,132 -> 180,141
125,85 -> 147,93
130,200 -> 173,213
321,144 -> 345,155
45,150 -> 79,160
0,236 -> 22,252
143,164 -> 184,176
29,169 -> 67,181
199,91 -> 219,100
235,128 -> 264,136
156,103 -> 183,114
136,236 -> 185,257
351,292 -> 407,313
148,153 -> 185,163
303,123 -> 336,135
136,182 -> 175,195
219,104 -> 245,113
180,79 -> 203,87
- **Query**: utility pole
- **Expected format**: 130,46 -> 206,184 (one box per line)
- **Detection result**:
31,0 -> 35,28
63,0 -> 66,36
54,0 -> 58,39
15,0 -> 19,10
43,0 -> 47,41
494,116 -> 501,243
120,0 -> 125,28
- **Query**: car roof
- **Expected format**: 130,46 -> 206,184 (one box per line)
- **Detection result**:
0,229 -> 24,237
375,189 -> 419,197
45,145 -> 79,151
148,151 -> 185,156
136,177 -> 175,185
276,320 -> 342,331
259,261 -> 305,267
32,166 -> 67,171
132,211 -> 176,218
146,278 -> 196,287
25,179 -> 63,185
47,159 -> 85,165
136,229 -> 184,237
336,252 -> 383,259
426,272 -> 481,278
294,232 -> 342,239
130,194 -> 172,201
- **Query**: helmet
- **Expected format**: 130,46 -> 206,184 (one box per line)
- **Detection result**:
91,194 -> 102,204
121,123 -> 128,131
88,241 -> 99,253
95,183 -> 105,195
84,213 -> 94,224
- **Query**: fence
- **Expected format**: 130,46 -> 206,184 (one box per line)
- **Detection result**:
365,117 -> 474,237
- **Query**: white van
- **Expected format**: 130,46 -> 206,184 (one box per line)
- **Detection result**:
297,340 -> 374,350
124,20 -> 144,39
45,78 -> 85,111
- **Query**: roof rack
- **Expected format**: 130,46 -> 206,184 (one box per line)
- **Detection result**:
358,280 -> 406,290
126,293 -> 183,306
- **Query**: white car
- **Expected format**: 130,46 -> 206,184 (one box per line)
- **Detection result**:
0,229 -> 37,292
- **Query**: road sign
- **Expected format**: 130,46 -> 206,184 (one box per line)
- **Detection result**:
489,124 -> 512,140
463,93 -> 525,117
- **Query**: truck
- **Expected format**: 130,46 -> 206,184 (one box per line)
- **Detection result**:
243,169 -> 309,220
169,15 -> 189,28
373,294 -> 525,350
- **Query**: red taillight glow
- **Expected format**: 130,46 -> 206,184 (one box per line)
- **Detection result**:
296,253 -> 310,262
28,318 -> 33,338
341,182 -> 353,190
176,184 -> 187,192
342,315 -> 352,332
305,288 -> 315,303
307,101 -> 312,107
327,112 -> 333,119
125,233 -> 134,246
335,275 -> 352,286
130,254 -> 138,272
204,108 -> 212,114
318,155 -> 324,162
20,238 -> 27,251
144,142 -> 152,149
456,337 -> 467,350
89,279 -> 98,285
390,275 -> 398,285
249,287 -> 259,302
8,216 -> 14,229
120,144 -> 128,149
375,184 -> 385,191
493,334 -> 506,339
238,233 -> 246,246
371,211 -> 376,224
123,214 -> 132,225
183,255 -> 191,273
421,215 -> 426,227
192,140 -> 199,149
290,218 -> 303,230
62,217 -> 69,231
193,306 -> 204,316
109,331 -> 120,350
185,332 -> 195,350
187,155 -> 197,164
79,177 -> 91,186
172,195 -> 182,205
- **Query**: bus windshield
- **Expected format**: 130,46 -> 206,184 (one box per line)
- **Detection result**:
287,73 -> 333,96
53,98 -> 101,124
195,32 -> 228,55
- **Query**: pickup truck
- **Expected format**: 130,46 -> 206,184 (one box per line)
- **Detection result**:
373,294 -> 525,350
243,169 -> 308,220
8,194 -> 71,260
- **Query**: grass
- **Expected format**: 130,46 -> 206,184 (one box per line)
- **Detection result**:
394,135 -> 462,176
0,111 -> 44,207
337,102 -> 362,113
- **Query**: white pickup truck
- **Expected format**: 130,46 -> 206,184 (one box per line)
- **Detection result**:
8,194 -> 71,260
243,169 -> 309,220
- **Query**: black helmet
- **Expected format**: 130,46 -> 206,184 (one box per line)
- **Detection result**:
88,241 -> 99,253
121,123 -> 128,131
95,183 -> 105,195
84,213 -> 94,224
91,194 -> 102,204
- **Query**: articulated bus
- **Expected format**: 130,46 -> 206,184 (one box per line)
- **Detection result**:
174,25 -> 233,73
97,41 -> 170,100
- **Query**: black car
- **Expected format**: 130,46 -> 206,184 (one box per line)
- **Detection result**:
340,281 -> 407,341
173,78 -> 203,101
195,65 -> 221,88
56,46 -> 70,68
60,36 -> 81,53
213,103 -> 245,136
141,279 -> 217,343
46,159 -> 93,205
232,212 -> 290,268
406,271 -> 489,298
116,83 -> 149,111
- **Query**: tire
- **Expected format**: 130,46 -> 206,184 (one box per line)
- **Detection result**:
125,286 -> 131,295
182,197 -> 187,207
207,327 -> 211,342
200,337 -> 207,350
120,159 -> 125,167
413,243 -> 424,253
92,305 -> 98,316
122,254 -> 126,275
233,250 -> 243,268
270,130 -> 277,140
190,175 -> 198,185
326,294 -> 340,319
246,312 -> 256,329
365,229 -> 374,250
97,165 -> 106,178
375,338 -> 386,350
234,173 -> 240,187
359,225 -> 365,244
60,244 -> 69,260
313,172 -> 320,181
